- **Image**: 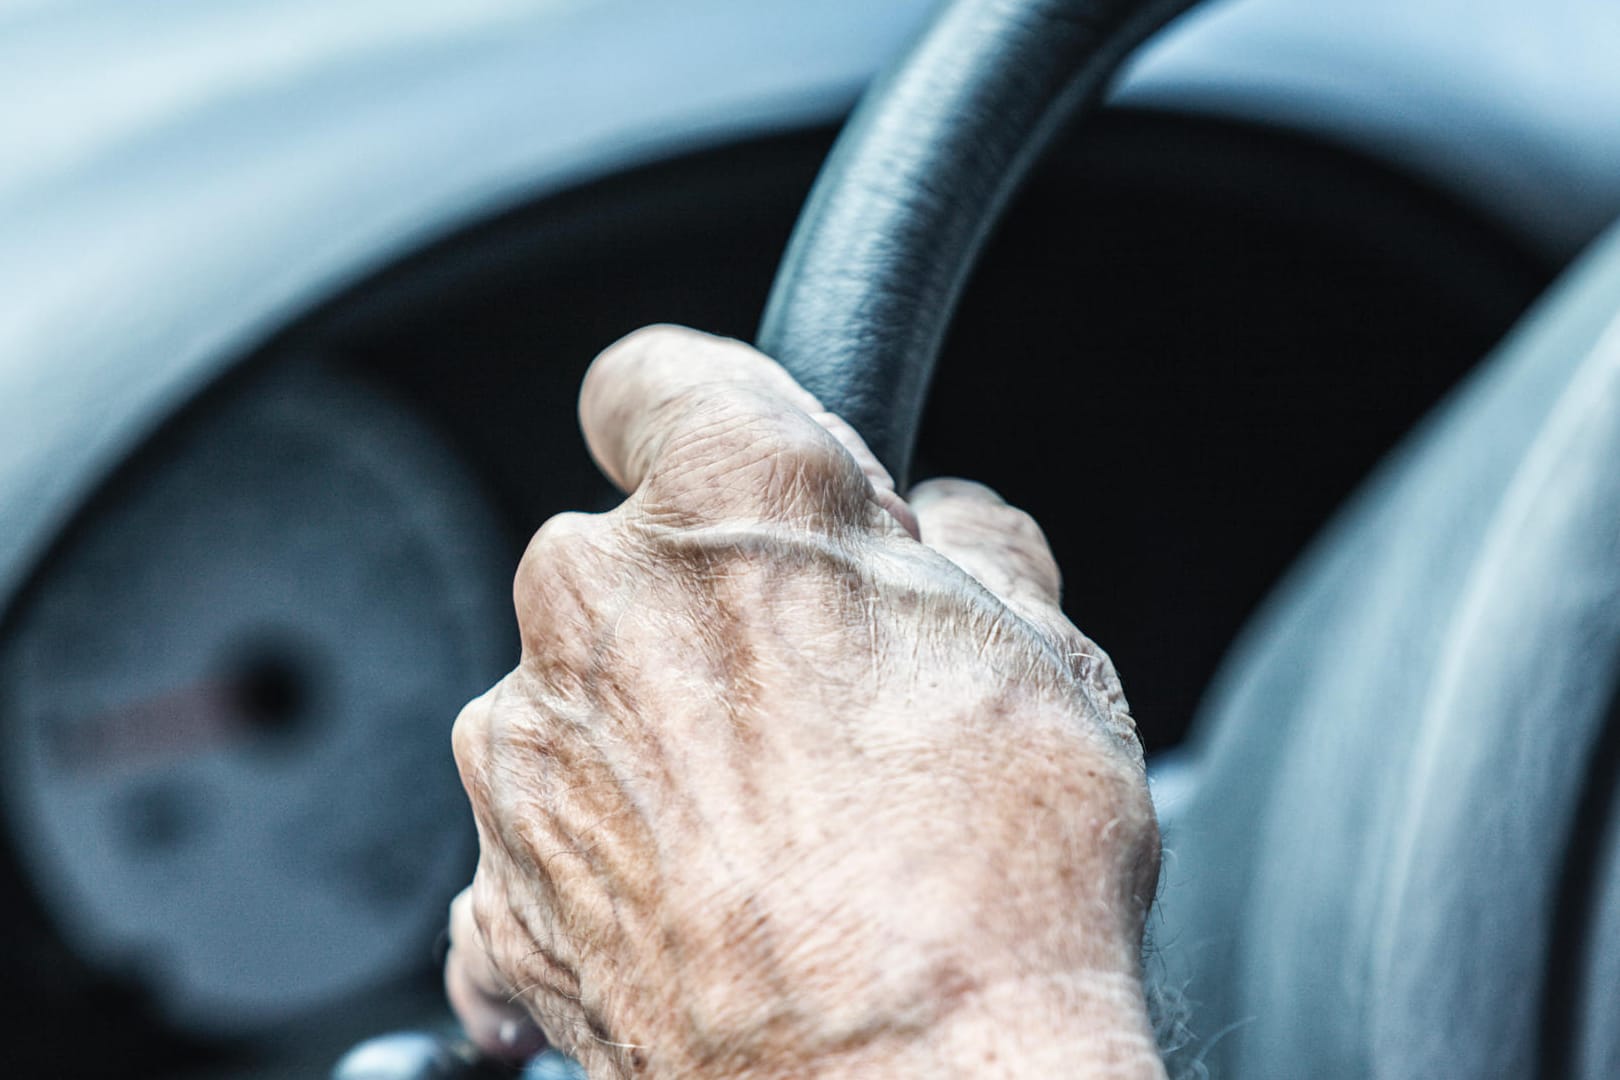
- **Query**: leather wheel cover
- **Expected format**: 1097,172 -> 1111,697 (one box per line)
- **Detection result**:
758,0 -> 1204,488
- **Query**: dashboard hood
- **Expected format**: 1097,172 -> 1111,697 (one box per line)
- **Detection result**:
2,0 -> 1617,614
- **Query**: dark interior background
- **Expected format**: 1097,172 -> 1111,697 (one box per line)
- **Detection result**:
331,107 -> 1550,753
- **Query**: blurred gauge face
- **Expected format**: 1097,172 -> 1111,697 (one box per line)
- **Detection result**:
0,362 -> 513,1038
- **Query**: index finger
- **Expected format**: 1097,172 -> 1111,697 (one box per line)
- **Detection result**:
445,887 -> 546,1062
578,325 -> 916,535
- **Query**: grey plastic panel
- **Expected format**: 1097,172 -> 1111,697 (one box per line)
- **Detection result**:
1154,218 -> 1620,1077
5,0 -> 1619,618
0,0 -> 939,615
1116,0 -> 1620,260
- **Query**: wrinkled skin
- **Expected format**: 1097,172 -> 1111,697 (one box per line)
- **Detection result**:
445,326 -> 1165,1078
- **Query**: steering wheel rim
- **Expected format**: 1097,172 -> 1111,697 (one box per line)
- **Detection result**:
758,0 -> 1205,487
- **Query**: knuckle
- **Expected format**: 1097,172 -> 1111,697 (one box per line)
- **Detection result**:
653,387 -> 773,468
965,500 -> 1056,565
744,405 -> 856,496
467,868 -> 504,955
770,409 -> 855,479
911,476 -> 1002,508
447,888 -> 477,951
916,478 -> 1056,553
995,502 -> 1054,554
517,510 -> 600,572
450,695 -> 490,778
591,323 -> 693,381
589,325 -> 740,418
619,321 -> 705,356
625,323 -> 758,377
649,390 -> 864,525
513,511 -> 605,621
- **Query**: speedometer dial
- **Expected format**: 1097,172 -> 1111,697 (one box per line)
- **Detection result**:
0,362 -> 513,1038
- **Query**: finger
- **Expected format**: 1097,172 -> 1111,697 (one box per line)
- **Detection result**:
809,404 -> 920,538
911,479 -> 1141,755
579,324 -> 917,536
909,478 -> 1064,621
445,887 -> 547,1063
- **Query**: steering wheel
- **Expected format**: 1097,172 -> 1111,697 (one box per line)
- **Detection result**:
337,0 -> 1620,1075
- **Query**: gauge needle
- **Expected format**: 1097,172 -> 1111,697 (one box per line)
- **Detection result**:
56,680 -> 255,773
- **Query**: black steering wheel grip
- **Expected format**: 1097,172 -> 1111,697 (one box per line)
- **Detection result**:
758,0 -> 1203,488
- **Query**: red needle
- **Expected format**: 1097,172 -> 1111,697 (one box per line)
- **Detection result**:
56,680 -> 250,773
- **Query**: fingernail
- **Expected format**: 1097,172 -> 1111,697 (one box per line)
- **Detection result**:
499,1015 -> 546,1058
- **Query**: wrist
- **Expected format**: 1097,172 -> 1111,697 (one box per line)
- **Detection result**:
613,966 -> 1165,1080
816,968 -> 1165,1080
889,968 -> 1166,1079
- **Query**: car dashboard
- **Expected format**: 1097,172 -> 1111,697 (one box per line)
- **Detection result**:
2,0 -> 1616,1075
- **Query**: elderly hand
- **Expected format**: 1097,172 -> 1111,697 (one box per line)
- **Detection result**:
443,326 -> 1164,1078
